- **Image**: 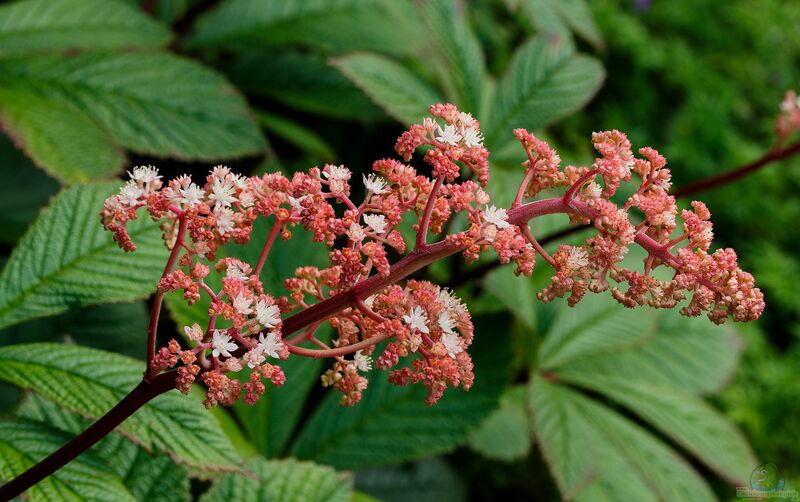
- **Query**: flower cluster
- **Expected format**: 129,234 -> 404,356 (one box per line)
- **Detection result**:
514,129 -> 764,324
776,89 -> 800,141
103,102 -> 764,410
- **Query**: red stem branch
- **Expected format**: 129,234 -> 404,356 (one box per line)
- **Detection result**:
416,176 -> 444,249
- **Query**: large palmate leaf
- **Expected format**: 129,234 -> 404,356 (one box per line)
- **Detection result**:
223,51 -> 383,120
18,393 -> 191,502
0,183 -> 167,330
467,386 -> 531,462
0,0 -> 171,57
0,417 -> 136,502
0,136 -> 58,244
0,343 -> 241,472
200,458 -> 352,502
417,0 -> 485,114
186,0 -> 422,56
0,88 -> 124,183
290,315 -> 512,468
484,35 -> 605,150
530,378 -> 716,501
0,52 -> 264,164
331,53 -> 443,125
527,295 -> 755,499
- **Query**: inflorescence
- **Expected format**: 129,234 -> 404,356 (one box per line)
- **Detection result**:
101,102 -> 765,408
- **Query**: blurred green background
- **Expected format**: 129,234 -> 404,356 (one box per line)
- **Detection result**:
0,0 -> 798,500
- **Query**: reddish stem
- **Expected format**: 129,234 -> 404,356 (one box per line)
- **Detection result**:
416,176 -> 444,249
254,221 -> 283,278
146,216 -> 188,379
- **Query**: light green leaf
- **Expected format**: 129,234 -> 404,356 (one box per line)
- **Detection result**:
546,306 -> 742,395
355,458 -> 466,502
519,0 -> 604,50
290,315 -> 512,468
223,51 -> 384,120
0,343 -> 242,472
187,0 -> 422,56
257,110 -> 336,161
468,386 -> 531,461
331,53 -> 443,125
200,457 -> 352,502
0,136 -> 58,244
0,88 -> 124,183
17,393 -> 191,502
537,294 -> 657,369
0,183 -> 167,330
485,35 -> 605,150
0,52 -> 265,161
417,0 -> 485,113
483,266 -> 537,330
0,417 -> 136,502
560,374 -> 756,485
0,0 -> 171,57
529,377 -> 716,501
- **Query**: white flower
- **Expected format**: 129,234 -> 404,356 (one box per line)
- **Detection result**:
232,293 -> 253,316
435,124 -> 462,146
178,183 -> 204,206
118,181 -> 144,206
129,165 -> 161,185
226,263 -> 248,282
440,332 -> 463,359
566,247 -> 589,270
243,348 -> 265,369
353,351 -> 372,372
363,174 -> 389,194
214,207 -> 234,235
238,189 -> 255,208
462,126 -> 484,148
347,223 -> 366,243
288,195 -> 306,212
258,331 -> 284,359
363,213 -> 387,235
323,165 -> 351,181
437,287 -> 468,318
422,117 -> 438,132
438,312 -> 456,335
364,294 -> 376,309
212,330 -> 238,358
458,111 -> 477,127
212,165 -> 231,178
483,205 -> 510,229
184,323 -> 204,342
403,306 -> 430,334
584,182 -> 602,199
209,178 -> 237,207
255,300 -> 281,328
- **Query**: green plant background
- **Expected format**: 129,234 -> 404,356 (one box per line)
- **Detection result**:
0,0 -> 798,500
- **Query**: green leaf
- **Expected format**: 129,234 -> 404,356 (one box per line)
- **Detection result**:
290,314 -> 512,468
559,375 -> 756,485
0,417 -> 136,502
484,35 -> 605,150
529,377 -> 716,501
0,88 -> 124,183
545,303 -> 742,395
483,266 -> 537,330
0,302 -> 149,360
331,53 -> 443,125
468,386 -> 531,461
355,459 -> 466,502
537,294 -> 657,369
417,0 -> 485,113
17,393 -> 191,502
0,136 -> 58,244
519,0 -> 604,50
0,52 -> 265,161
223,51 -> 383,120
200,457 -> 353,502
0,343 -> 242,472
0,183 -> 168,330
257,110 -> 336,161
187,0 -> 422,56
0,0 -> 171,57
